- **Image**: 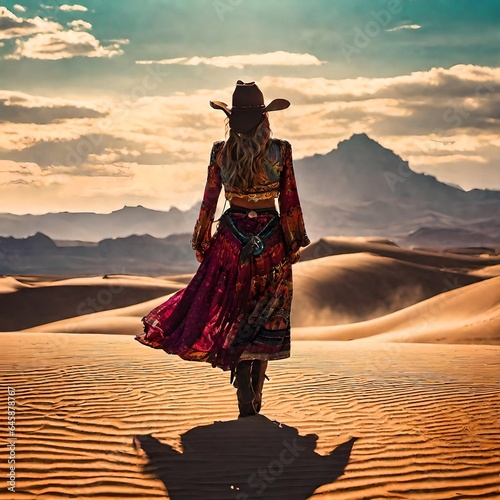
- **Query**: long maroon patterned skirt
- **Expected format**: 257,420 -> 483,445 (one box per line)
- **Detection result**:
134,207 -> 292,374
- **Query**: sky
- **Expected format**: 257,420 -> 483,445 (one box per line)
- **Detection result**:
0,0 -> 499,214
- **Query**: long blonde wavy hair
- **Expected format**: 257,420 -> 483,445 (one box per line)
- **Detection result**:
217,113 -> 273,189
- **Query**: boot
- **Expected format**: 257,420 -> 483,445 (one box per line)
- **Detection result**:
251,360 -> 268,413
235,361 -> 256,417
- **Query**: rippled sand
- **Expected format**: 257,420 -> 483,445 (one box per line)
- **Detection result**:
0,334 -> 498,499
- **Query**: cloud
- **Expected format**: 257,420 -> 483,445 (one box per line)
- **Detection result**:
0,92 -> 107,124
0,157 -> 206,214
387,24 -> 421,32
4,178 -> 32,186
67,19 -> 92,31
5,30 -> 125,60
0,7 -> 126,60
136,50 -> 326,68
0,129 -> 181,168
0,90 -> 108,109
257,65 -> 500,107
59,4 -> 88,12
13,4 -> 26,12
0,159 -> 131,181
0,7 -> 62,40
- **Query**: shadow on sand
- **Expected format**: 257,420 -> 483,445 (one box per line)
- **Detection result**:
134,414 -> 357,499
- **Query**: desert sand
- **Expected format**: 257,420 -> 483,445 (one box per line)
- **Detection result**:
1,238 -> 499,498
1,335 -> 499,499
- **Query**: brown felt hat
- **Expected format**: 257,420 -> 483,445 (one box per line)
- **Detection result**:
210,80 -> 290,134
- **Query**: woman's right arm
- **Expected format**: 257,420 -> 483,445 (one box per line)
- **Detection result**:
190,141 -> 224,258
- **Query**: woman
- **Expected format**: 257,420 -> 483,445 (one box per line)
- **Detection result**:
135,80 -> 310,417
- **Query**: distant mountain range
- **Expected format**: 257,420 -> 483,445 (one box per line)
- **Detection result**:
0,231 -> 196,276
293,133 -> 500,242
0,204 -> 199,241
1,133 -> 499,274
296,133 -> 500,209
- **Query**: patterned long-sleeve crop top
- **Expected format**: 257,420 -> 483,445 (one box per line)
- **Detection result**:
191,138 -> 311,258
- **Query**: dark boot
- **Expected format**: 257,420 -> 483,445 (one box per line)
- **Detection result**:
235,361 -> 256,417
251,360 -> 268,413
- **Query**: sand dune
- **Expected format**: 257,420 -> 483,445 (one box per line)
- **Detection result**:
301,236 -> 500,268
22,294 -> 175,334
469,264 -> 500,277
8,241 -> 496,344
292,251 -> 484,326
22,250 -> 488,335
0,334 -> 498,499
0,275 -> 184,331
293,276 -> 500,345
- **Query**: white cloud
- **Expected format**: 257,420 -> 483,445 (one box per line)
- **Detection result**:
0,7 -> 126,60
387,24 -> 421,32
106,38 -> 129,45
136,50 -> 326,68
59,4 -> 88,12
13,4 -> 26,12
6,30 -> 125,60
67,19 -> 92,31
0,7 -> 62,40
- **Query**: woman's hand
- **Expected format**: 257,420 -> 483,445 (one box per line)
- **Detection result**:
195,250 -> 204,263
289,250 -> 301,264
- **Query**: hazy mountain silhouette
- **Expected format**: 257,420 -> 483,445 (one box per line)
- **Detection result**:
0,204 -> 199,241
0,231 -> 197,275
1,134 -> 498,253
295,133 -> 500,211
292,133 -> 500,243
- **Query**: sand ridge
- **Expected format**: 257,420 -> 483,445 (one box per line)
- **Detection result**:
301,236 -> 500,268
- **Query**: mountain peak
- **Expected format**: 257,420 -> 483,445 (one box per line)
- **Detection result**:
349,132 -> 372,141
116,205 -> 154,213
337,133 -> 385,152
329,133 -> 404,175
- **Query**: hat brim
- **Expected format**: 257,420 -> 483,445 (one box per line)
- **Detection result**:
210,100 -> 231,117
264,98 -> 290,112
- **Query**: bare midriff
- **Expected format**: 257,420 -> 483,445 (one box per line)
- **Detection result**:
229,195 -> 277,209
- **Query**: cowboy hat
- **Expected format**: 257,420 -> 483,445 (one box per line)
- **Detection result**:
210,80 -> 290,134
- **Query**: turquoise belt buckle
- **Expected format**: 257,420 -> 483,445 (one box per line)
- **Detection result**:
251,235 -> 265,256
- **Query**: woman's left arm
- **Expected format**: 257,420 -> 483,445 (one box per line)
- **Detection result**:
278,140 -> 311,260
191,141 -> 224,258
